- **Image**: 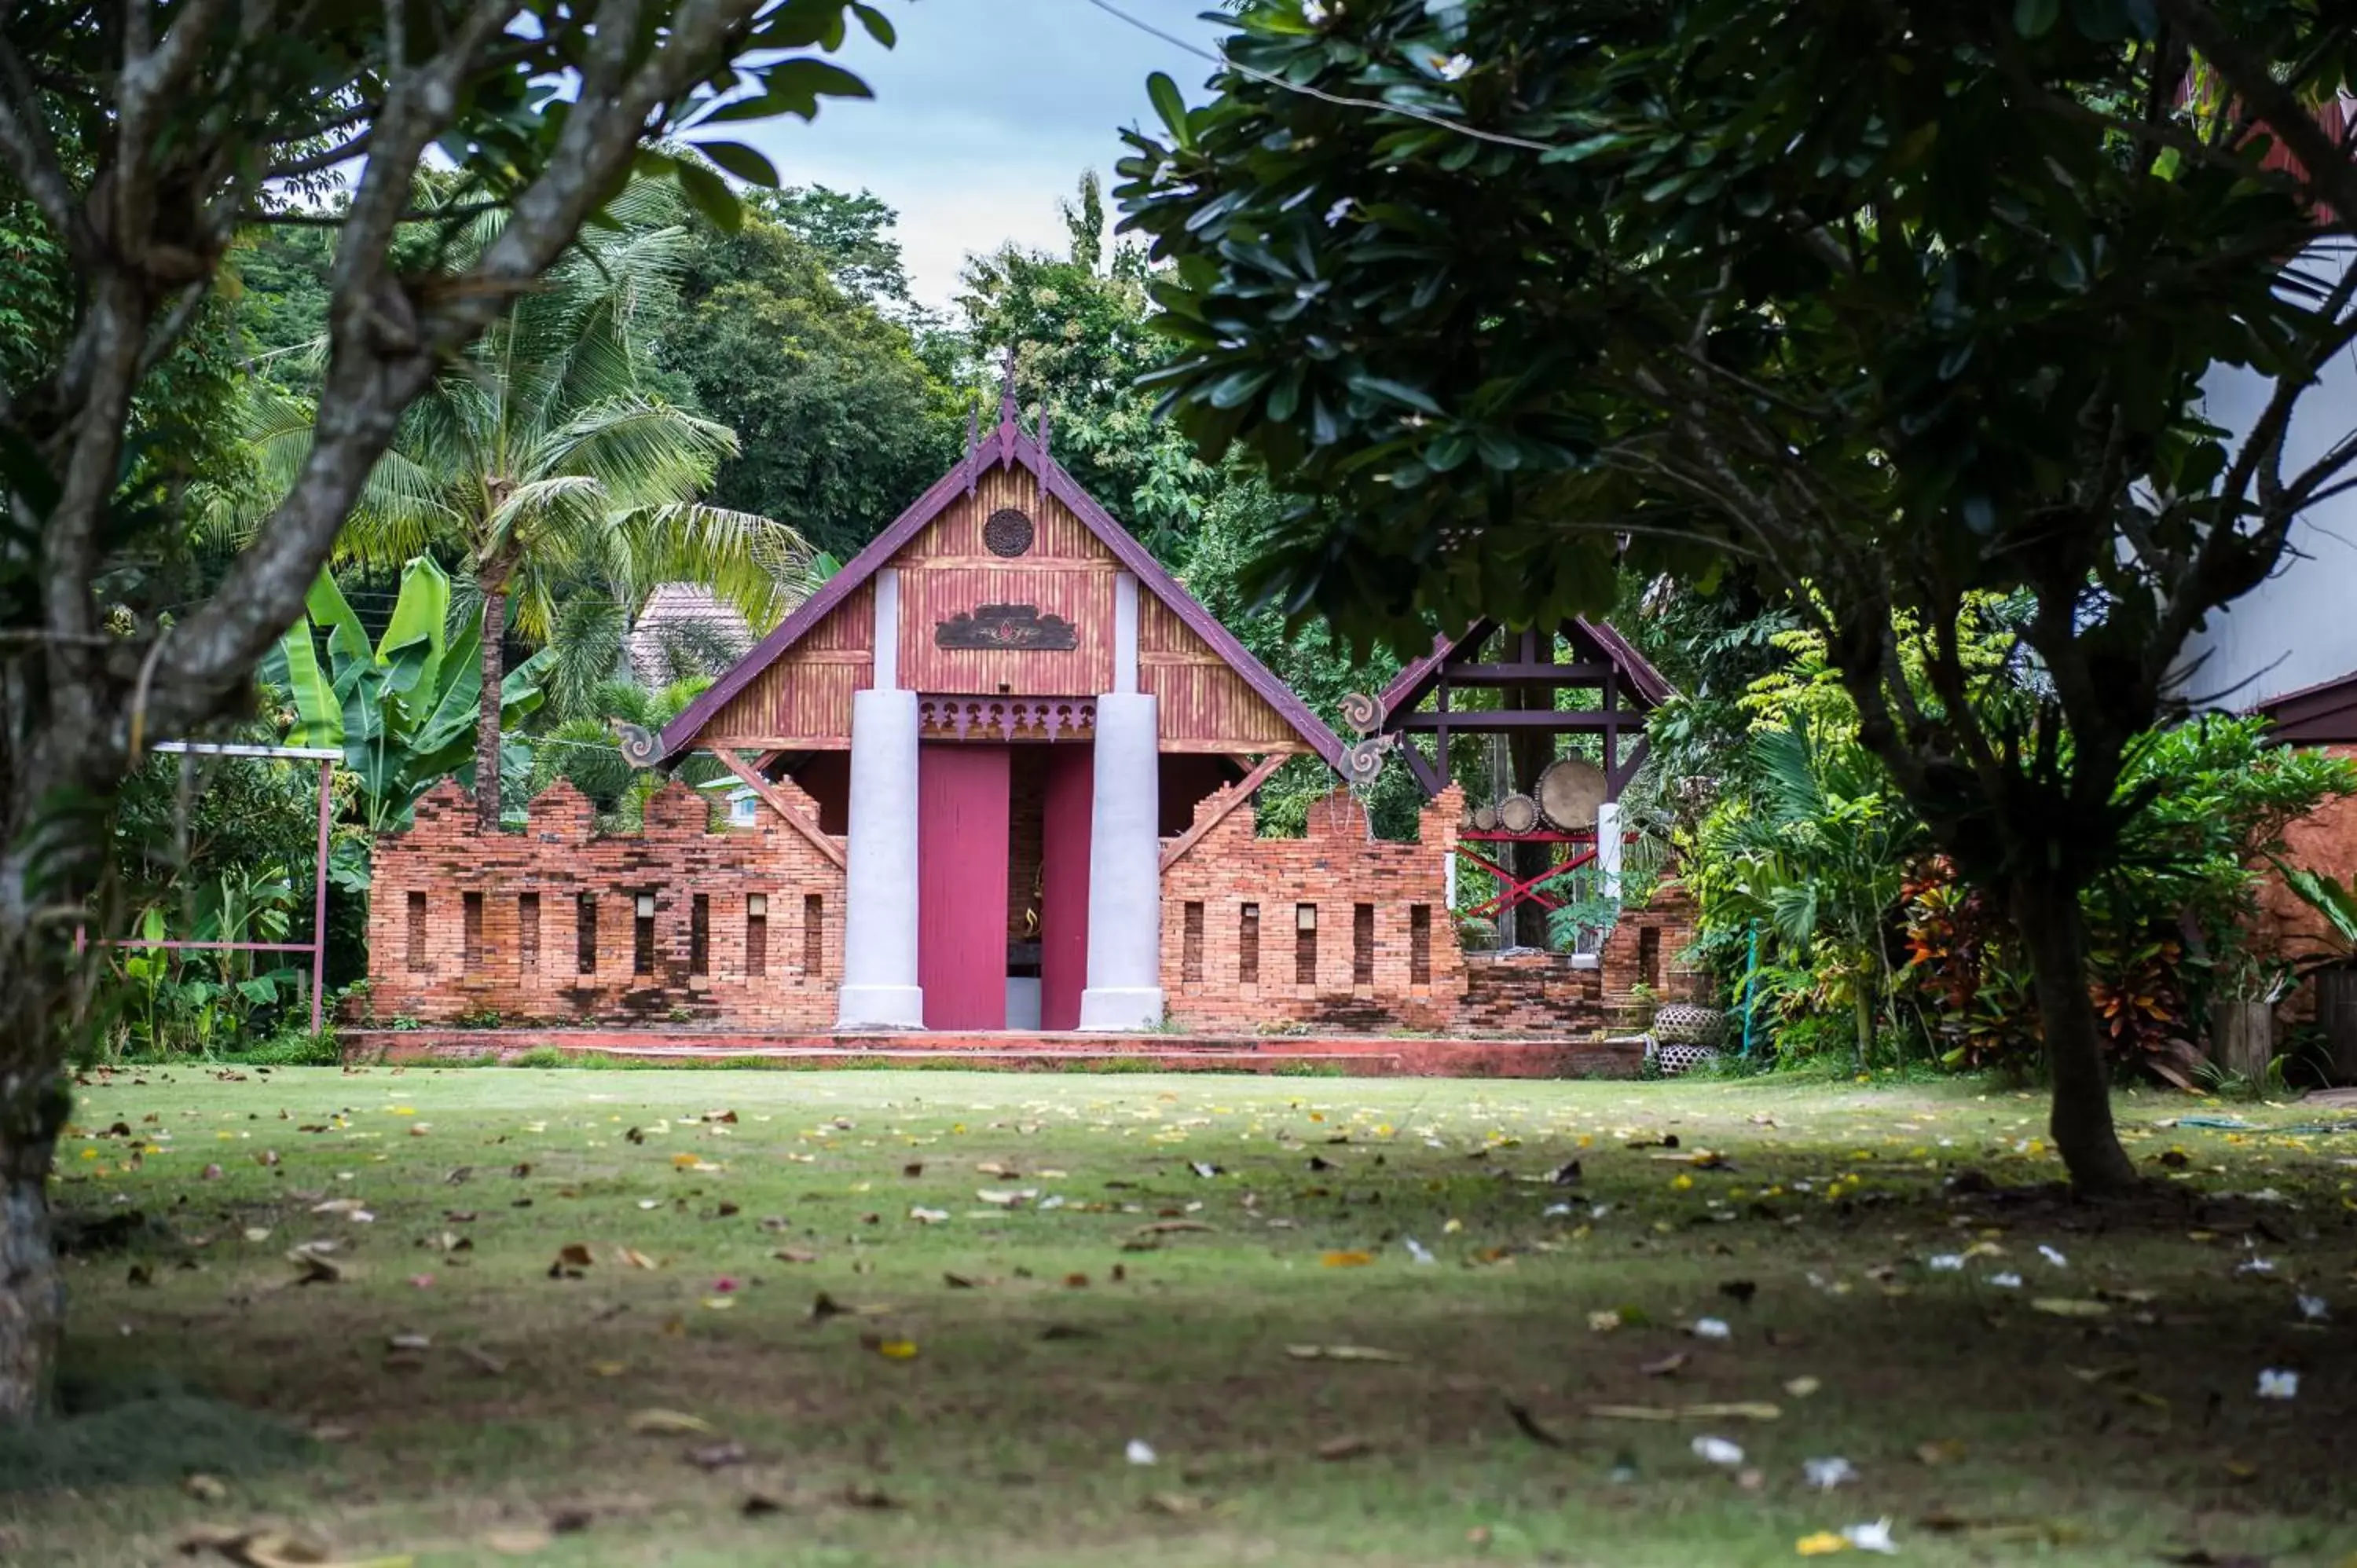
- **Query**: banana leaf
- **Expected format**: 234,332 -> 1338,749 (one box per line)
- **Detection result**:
277,620 -> 343,749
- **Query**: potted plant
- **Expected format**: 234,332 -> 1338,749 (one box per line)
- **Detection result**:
2273,863 -> 2357,1083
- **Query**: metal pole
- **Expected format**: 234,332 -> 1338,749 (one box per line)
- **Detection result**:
1740,921 -> 1761,1057
311,757 -> 333,1036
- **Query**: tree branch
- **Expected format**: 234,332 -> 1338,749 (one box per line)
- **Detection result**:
2154,0 -> 2357,228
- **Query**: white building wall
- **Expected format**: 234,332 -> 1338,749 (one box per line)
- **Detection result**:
2181,240 -> 2357,711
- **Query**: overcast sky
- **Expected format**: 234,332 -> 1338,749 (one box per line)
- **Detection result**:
732,0 -> 1226,313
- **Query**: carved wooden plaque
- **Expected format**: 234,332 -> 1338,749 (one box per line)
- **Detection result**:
934,603 -> 1079,650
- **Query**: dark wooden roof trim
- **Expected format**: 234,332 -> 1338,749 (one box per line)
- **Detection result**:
1374,615 -> 1675,720
655,413 -> 1345,771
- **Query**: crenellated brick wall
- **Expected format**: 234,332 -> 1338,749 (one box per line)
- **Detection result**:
1156,786 -> 1475,1032
363,777 -> 846,1028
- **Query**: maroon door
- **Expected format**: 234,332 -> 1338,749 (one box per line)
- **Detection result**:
1039,745 -> 1094,1031
918,743 -> 1011,1030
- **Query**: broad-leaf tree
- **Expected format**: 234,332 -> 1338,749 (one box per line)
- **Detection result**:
0,0 -> 888,1418
1118,0 -> 2357,1193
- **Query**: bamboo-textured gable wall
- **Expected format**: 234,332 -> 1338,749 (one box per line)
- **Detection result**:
685,464 -> 1311,757
698,579 -> 874,749
1139,592 -> 1303,753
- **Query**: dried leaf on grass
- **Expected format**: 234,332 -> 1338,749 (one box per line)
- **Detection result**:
1321,1251 -> 1375,1268
1316,1435 -> 1375,1461
175,1527 -> 412,1568
685,1441 -> 749,1471
625,1409 -> 713,1435
479,1528 -> 552,1556
839,1483 -> 899,1510
1503,1398 -> 1569,1449
1590,1401 -> 1782,1423
772,1248 -> 818,1264
2029,1298 -> 2110,1317
1285,1344 -> 1409,1364
285,1247 -> 343,1285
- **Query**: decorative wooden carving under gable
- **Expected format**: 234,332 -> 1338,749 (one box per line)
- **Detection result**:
934,603 -> 1080,651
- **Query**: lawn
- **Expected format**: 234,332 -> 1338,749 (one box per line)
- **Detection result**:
7,1066 -> 2354,1567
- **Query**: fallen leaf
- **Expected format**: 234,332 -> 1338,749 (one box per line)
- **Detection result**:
480,1527 -> 553,1555
2030,1298 -> 2110,1318
1640,1352 -> 1689,1377
1914,1439 -> 1966,1466
1503,1399 -> 1569,1448
461,1346 -> 507,1376
866,1336 -> 919,1360
386,1332 -> 431,1352
555,1243 -> 593,1267
1316,1435 -> 1374,1461
1285,1344 -> 1410,1363
840,1482 -> 898,1509
686,1441 -> 749,1470
1592,1402 -> 1782,1422
626,1409 -> 713,1435
285,1246 -> 343,1285
183,1472 -> 228,1501
1321,1251 -> 1375,1268
1142,1491 -> 1211,1515
772,1246 -> 818,1264
1795,1530 -> 1849,1556
1784,1377 -> 1823,1398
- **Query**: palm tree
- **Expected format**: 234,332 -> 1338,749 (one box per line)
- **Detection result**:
226,181 -> 816,829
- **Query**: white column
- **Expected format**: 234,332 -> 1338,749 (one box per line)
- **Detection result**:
1597,800 -> 1623,899
838,569 -> 922,1028
1113,572 -> 1139,694
1078,691 -> 1164,1030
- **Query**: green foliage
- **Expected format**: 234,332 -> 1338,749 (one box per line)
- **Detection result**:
270,556 -> 552,830
753,185 -> 916,309
667,203 -> 961,559
2277,863 -> 2357,963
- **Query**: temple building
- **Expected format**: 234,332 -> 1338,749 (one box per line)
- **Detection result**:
363,369 -> 1699,1053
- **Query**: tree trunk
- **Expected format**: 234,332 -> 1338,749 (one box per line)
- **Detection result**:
0,1064 -> 65,1421
475,564 -> 511,833
2008,876 -> 2139,1196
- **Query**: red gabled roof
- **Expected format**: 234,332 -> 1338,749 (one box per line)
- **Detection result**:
2254,665 -> 2357,745
1374,616 -> 1675,721
655,393 -> 1346,770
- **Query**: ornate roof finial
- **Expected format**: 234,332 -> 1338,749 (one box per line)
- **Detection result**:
997,344 -> 1019,429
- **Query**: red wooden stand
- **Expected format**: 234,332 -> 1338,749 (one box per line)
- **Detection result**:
1456,829 -> 1600,921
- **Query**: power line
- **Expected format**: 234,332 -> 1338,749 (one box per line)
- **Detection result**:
1080,0 -> 1554,155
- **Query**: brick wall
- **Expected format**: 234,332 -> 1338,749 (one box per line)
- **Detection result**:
1160,785 -> 1468,1032
2253,744 -> 2357,1024
363,777 -> 846,1028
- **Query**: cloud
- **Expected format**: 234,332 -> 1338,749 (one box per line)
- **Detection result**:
731,0 -> 1222,310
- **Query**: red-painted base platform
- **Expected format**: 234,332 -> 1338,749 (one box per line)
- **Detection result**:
340,1028 -> 1644,1079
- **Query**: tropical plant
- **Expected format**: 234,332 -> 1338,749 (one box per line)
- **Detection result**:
2275,863 -> 2357,971
274,557 -> 552,832
1688,715 -> 1923,1068
1113,0 -> 2357,1195
231,181 -> 819,831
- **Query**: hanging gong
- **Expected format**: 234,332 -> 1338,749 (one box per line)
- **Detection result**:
1537,757 -> 1608,831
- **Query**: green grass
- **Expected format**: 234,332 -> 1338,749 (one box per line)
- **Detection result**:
9,1068 -> 2356,1566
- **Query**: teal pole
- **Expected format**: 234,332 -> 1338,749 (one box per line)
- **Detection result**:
1740,921 -> 1761,1057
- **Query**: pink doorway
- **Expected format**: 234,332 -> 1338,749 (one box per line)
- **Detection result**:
1039,745 -> 1094,1030
918,744 -> 1011,1029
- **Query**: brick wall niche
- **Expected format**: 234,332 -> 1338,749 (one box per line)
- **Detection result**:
365,777 -> 845,1028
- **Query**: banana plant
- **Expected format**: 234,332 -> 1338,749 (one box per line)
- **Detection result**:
273,556 -> 552,831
